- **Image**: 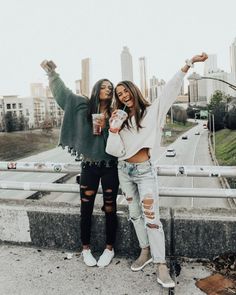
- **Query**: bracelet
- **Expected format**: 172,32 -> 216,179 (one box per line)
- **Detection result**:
185,59 -> 194,68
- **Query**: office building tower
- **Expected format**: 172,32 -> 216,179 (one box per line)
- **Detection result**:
81,58 -> 91,97
204,54 -> 218,75
121,46 -> 133,81
149,76 -> 166,102
30,83 -> 45,97
230,38 -> 236,82
75,79 -> 82,95
139,57 -> 148,98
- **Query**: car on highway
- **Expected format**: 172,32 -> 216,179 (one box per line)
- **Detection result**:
166,147 -> 176,157
195,131 -> 200,135
182,135 -> 188,140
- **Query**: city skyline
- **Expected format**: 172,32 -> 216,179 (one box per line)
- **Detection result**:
0,0 -> 236,96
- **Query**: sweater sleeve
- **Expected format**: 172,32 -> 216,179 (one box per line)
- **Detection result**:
106,131 -> 126,158
48,71 -> 87,110
157,70 -> 186,126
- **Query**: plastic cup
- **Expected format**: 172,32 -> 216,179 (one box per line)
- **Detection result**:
110,109 -> 128,130
92,113 -> 105,135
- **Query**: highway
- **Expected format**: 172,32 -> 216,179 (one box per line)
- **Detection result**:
0,147 -> 75,200
0,121 -> 231,208
157,121 -> 228,208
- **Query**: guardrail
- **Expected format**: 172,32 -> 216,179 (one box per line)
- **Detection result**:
1,161 -> 236,177
0,161 -> 236,199
0,181 -> 236,198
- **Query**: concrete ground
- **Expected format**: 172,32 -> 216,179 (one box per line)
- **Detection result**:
0,244 -> 212,295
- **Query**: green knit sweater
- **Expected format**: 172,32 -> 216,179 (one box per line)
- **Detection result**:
48,71 -> 117,164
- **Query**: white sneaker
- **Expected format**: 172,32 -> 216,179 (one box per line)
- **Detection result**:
81,249 -> 97,267
97,249 -> 114,267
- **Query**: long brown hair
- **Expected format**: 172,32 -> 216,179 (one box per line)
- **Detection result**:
87,79 -> 114,121
114,81 -> 150,130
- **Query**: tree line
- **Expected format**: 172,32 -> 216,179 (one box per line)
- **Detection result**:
187,90 -> 236,131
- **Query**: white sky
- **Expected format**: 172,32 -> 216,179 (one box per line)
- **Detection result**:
1,0 -> 236,96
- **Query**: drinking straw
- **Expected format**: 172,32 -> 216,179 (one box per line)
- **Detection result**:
122,104 -> 127,111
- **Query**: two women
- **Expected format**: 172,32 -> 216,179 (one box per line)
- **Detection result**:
106,53 -> 208,288
41,61 -> 119,268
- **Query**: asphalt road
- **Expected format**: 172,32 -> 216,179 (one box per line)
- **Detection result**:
158,121 -> 228,208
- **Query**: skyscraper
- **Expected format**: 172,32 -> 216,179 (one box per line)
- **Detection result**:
121,46 -> 133,81
139,57 -> 148,98
230,38 -> 236,82
81,58 -> 91,97
204,54 -> 218,75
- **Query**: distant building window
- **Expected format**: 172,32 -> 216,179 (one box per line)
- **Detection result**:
0,104 -> 2,108
6,104 -> 11,109
26,109 -> 29,116
18,103 -> 22,109
12,103 -> 16,109
19,110 -> 23,115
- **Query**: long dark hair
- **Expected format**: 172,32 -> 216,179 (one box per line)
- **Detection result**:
87,79 -> 114,121
114,81 -> 150,130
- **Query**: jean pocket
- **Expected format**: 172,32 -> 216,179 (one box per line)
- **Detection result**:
136,163 -> 151,175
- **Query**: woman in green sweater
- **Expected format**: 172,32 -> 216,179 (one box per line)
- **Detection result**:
41,60 -> 119,268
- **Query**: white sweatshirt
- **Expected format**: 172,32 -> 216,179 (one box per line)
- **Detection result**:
106,70 -> 186,162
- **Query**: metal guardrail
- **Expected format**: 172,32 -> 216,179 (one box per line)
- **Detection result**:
0,181 -> 236,198
0,161 -> 235,199
0,161 -> 236,177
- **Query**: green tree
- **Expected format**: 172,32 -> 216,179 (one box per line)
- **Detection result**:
5,112 -> 13,132
225,106 -> 236,130
208,90 -> 231,131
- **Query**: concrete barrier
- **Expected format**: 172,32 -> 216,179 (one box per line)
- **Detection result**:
0,199 -> 235,259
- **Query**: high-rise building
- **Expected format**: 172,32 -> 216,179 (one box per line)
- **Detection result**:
75,79 -> 82,95
139,57 -> 148,99
81,58 -> 91,97
30,83 -> 45,97
230,38 -> 236,82
149,76 -> 166,102
204,54 -> 218,75
121,46 -> 133,81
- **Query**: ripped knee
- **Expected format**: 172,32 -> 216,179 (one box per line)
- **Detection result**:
146,223 -> 159,229
80,186 -> 96,202
104,205 -> 114,213
142,193 -> 155,217
84,190 -> 96,196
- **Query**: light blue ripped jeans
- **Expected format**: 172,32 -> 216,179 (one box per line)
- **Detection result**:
118,159 -> 166,263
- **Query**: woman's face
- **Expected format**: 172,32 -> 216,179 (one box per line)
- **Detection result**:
99,81 -> 113,100
116,85 -> 134,108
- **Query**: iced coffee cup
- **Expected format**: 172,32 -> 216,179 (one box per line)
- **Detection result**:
92,113 -> 105,135
110,109 -> 128,131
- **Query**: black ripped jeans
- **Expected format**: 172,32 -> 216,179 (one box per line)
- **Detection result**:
79,161 -> 119,246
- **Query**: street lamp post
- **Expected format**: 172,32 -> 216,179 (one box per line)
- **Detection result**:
199,76 -> 236,91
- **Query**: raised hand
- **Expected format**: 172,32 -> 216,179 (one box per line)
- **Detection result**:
40,60 -> 57,73
192,52 -> 208,63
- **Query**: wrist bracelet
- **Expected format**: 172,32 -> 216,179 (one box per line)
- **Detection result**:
185,59 -> 194,68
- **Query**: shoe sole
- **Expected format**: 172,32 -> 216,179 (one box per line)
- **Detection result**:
131,258 -> 153,271
157,278 -> 175,288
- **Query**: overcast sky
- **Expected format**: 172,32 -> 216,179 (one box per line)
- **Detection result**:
1,0 -> 236,96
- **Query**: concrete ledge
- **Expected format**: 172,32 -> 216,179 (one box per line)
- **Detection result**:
172,207 -> 236,258
0,199 -> 235,258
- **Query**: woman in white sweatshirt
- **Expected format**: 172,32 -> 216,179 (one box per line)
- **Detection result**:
106,53 -> 208,288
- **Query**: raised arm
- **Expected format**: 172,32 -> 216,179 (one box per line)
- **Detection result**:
40,60 -> 87,110
157,52 -> 208,125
